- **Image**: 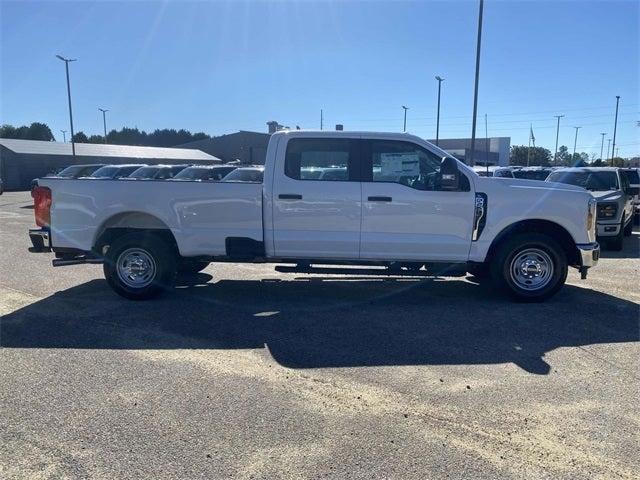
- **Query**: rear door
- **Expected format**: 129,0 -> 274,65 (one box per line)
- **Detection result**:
271,136 -> 362,259
360,139 -> 475,262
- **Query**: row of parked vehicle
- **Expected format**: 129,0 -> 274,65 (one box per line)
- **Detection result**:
31,163 -> 265,189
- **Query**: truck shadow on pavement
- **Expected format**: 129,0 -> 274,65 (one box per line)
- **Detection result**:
2,274 -> 638,375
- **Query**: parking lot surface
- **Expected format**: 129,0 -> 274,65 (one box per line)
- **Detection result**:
1,191 -> 639,479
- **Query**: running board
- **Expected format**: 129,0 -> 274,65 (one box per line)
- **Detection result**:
274,265 -> 466,277
52,257 -> 104,267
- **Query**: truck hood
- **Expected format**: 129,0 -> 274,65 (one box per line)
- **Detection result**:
588,190 -> 622,202
476,176 -> 587,194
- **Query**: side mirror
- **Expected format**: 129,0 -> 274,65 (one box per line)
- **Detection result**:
440,157 -> 460,191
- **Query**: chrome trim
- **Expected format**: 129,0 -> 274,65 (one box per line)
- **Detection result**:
576,242 -> 600,268
472,193 -> 487,241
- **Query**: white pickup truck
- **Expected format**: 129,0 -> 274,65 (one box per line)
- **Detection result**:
29,131 -> 599,302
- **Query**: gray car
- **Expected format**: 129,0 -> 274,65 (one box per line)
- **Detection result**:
547,167 -> 635,250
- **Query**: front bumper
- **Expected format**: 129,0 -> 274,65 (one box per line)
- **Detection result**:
576,242 -> 600,268
29,228 -> 51,252
596,222 -> 620,237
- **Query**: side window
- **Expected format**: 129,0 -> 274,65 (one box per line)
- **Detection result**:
366,140 -> 468,191
620,172 -> 629,191
285,138 -> 357,181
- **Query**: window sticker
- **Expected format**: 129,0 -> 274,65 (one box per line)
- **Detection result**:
380,153 -> 420,177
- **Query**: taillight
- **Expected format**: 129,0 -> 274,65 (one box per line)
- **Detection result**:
32,186 -> 52,227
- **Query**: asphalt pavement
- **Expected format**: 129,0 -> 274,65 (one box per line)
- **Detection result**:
1,191 -> 639,479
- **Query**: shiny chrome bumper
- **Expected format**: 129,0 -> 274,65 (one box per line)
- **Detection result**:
576,242 -> 600,268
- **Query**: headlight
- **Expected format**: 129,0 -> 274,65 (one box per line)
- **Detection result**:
597,202 -> 618,219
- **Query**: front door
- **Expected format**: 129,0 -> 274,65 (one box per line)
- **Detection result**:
360,139 -> 475,262
271,137 -> 362,259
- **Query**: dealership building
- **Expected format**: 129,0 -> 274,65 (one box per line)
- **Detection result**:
0,139 -> 220,190
178,123 -> 510,167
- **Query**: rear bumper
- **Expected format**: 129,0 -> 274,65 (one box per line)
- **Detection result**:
29,228 -> 51,252
576,242 -> 600,268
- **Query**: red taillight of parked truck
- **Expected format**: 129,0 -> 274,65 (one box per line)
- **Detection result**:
32,186 -> 52,227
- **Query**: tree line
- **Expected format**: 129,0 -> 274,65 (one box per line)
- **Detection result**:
509,145 -> 632,167
0,122 -> 211,147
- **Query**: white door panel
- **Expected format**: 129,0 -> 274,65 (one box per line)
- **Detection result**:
361,184 -> 474,261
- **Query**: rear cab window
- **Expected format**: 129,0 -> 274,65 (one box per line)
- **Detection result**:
285,138 -> 359,181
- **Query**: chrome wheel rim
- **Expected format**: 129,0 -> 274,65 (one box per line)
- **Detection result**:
116,248 -> 156,288
509,248 -> 554,291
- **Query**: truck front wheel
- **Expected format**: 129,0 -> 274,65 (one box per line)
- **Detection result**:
491,233 -> 567,302
103,232 -> 177,300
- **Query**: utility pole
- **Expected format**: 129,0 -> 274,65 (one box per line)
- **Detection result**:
402,105 -> 409,132
611,95 -> 620,165
553,114 -> 564,165
435,76 -> 444,145
606,138 -> 611,159
56,55 -> 77,156
484,113 -> 489,175
98,108 -> 109,143
527,126 -> 532,167
468,0 -> 484,166
320,109 -> 323,130
572,126 -> 581,158
60,130 -> 67,143
599,133 -> 606,161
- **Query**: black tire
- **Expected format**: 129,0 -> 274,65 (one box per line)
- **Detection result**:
623,216 -> 633,237
490,233 -> 568,302
178,259 -> 210,274
103,232 -> 177,300
608,219 -> 624,251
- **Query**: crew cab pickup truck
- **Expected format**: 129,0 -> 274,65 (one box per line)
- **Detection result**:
29,131 -> 599,302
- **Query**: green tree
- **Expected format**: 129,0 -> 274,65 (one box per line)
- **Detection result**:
0,122 -> 54,141
555,145 -> 572,166
72,131 -> 89,143
509,145 -> 552,166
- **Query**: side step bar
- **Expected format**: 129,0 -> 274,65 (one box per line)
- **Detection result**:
274,264 -> 467,277
52,257 -> 103,267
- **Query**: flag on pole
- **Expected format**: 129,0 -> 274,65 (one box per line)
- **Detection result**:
529,125 -> 535,143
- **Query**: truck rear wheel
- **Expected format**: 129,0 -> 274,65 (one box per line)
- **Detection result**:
103,232 -> 177,300
490,233 -> 567,302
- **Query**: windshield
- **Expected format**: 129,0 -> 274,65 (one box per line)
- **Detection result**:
547,171 -> 619,191
128,166 -> 160,179
89,166 -> 119,178
56,165 -> 86,178
223,168 -> 263,183
513,169 -> 552,181
173,166 -> 236,181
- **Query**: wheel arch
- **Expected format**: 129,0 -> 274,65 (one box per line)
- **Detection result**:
93,211 -> 179,255
485,219 -> 580,266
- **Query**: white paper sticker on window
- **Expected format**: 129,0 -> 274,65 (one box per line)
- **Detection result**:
380,153 -> 420,177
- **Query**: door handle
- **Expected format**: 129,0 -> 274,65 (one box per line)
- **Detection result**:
279,194 -> 303,200
368,196 -> 392,202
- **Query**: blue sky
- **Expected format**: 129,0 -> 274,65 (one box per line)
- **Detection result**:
1,0 -> 638,157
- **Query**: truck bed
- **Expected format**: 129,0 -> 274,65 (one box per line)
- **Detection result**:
39,178 -> 264,257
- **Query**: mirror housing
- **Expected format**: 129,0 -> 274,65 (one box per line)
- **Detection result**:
440,157 -> 460,191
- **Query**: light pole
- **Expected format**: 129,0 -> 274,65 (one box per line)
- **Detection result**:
402,105 -> 409,132
553,114 -> 564,165
98,108 -> 109,143
572,126 -> 581,158
468,0 -> 484,166
599,133 -> 606,161
56,55 -> 77,156
606,138 -> 611,159
320,109 -> 323,130
60,130 -> 67,143
611,95 -> 620,165
435,76 -> 444,145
